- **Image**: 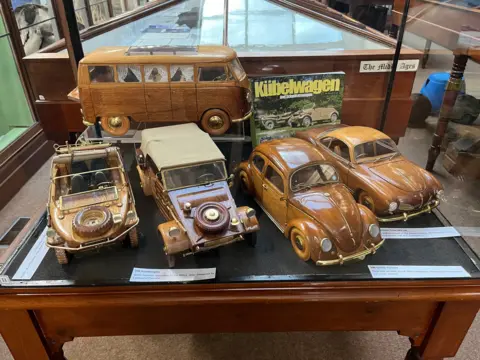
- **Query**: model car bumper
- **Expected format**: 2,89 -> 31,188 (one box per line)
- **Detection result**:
46,219 -> 139,252
316,239 -> 385,266
184,234 -> 244,255
377,200 -> 440,223
232,110 -> 253,123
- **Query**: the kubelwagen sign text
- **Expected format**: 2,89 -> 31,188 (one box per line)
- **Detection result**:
251,72 -> 345,146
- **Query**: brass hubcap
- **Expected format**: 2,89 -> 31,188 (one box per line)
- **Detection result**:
204,208 -> 220,221
82,210 -> 105,226
108,116 -> 124,129
208,115 -> 224,130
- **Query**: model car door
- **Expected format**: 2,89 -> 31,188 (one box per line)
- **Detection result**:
250,153 -> 267,198
262,163 -> 287,228
318,137 -> 350,184
170,64 -> 198,122
144,65 -> 173,123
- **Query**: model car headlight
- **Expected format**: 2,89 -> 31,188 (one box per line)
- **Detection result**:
388,202 -> 398,212
168,226 -> 181,238
436,189 -> 444,199
246,208 -> 256,218
320,238 -> 333,252
47,227 -> 56,238
246,90 -> 252,104
369,224 -> 380,238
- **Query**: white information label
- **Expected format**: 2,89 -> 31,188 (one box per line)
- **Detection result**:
130,267 -> 216,283
359,59 -> 419,73
0,275 -> 10,285
381,227 -> 460,239
13,227 -> 49,280
369,265 -> 471,279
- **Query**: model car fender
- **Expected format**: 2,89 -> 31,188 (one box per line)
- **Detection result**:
353,179 -> 396,212
284,218 -> 328,255
157,221 -> 190,255
236,161 -> 254,194
357,204 -> 380,233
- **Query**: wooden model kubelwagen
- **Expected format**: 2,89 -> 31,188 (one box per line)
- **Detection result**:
46,143 -> 139,264
136,123 -> 259,267
295,125 -> 444,222
69,45 -> 252,137
237,138 -> 383,265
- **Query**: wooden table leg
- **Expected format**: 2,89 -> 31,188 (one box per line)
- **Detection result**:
0,310 -> 66,360
426,54 -> 468,172
404,301 -> 479,360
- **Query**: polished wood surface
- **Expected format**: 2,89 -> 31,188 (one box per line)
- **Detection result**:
296,126 -> 443,219
238,138 -> 382,265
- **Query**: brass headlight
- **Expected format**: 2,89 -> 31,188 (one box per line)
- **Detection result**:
168,226 -> 180,238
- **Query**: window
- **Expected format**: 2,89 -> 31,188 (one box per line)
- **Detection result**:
328,138 -> 350,162
170,65 -> 194,82
162,161 -> 226,190
89,65 -> 114,83
265,166 -> 284,193
145,65 -> 168,83
198,66 -> 229,81
74,0 -> 112,30
117,65 -> 141,83
319,137 -> 332,147
354,139 -> 398,162
252,155 -> 265,172
230,58 -> 246,80
291,164 -> 339,192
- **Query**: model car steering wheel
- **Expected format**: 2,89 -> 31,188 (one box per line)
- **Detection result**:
197,173 -> 215,183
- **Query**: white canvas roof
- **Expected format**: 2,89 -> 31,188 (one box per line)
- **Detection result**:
140,123 -> 225,170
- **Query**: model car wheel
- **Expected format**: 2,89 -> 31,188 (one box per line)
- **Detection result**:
245,232 -> 257,247
100,116 -> 130,136
138,168 -> 152,196
73,206 -> 113,238
128,227 -> 139,248
290,228 -> 311,261
330,113 -> 338,122
358,191 -> 376,213
201,109 -> 230,136
263,119 -> 275,130
55,248 -> 70,265
195,202 -> 230,233
238,170 -> 253,195
302,116 -> 312,127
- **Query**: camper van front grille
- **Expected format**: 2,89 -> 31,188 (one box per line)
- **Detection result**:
126,45 -> 198,56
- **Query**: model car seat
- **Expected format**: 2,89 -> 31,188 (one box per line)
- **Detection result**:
91,158 -> 109,187
71,174 -> 88,194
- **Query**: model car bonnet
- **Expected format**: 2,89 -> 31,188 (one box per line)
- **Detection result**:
367,158 -> 427,193
290,184 -> 363,253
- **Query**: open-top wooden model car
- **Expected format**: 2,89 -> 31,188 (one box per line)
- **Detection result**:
136,123 -> 259,267
237,138 -> 383,266
295,125 -> 444,222
47,143 -> 139,264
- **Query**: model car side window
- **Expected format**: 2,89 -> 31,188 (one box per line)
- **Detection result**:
329,138 -> 350,162
252,154 -> 265,173
170,65 -> 194,82
117,65 -> 142,83
145,65 -> 168,83
198,66 -> 229,82
89,66 -> 114,83
265,166 -> 284,193
319,137 -> 332,147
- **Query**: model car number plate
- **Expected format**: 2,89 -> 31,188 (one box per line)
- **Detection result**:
130,267 -> 216,283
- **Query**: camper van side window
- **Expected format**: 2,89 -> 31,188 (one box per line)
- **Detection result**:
89,66 -> 114,83
145,65 -> 168,83
198,66 -> 228,82
170,65 -> 194,82
117,65 -> 142,83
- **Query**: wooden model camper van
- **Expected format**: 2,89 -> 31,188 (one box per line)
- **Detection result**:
46,143 -> 139,264
136,123 -> 259,267
69,45 -> 252,137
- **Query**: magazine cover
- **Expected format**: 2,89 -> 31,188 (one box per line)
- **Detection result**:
251,72 -> 345,145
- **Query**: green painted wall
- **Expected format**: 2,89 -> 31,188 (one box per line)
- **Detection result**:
0,15 -> 34,148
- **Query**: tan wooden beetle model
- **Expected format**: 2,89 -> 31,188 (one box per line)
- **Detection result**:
136,123 -> 259,267
237,138 -> 383,266
295,125 -> 444,222
69,45 -> 252,137
47,143 -> 139,264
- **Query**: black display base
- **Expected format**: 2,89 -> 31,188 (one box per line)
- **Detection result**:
2,144 -> 480,286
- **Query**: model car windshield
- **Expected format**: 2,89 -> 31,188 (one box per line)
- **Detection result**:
354,139 -> 398,163
291,164 -> 339,192
230,58 -> 246,80
162,161 -> 227,190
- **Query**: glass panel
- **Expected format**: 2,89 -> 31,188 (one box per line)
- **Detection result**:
162,161 -> 227,190
60,186 -> 118,210
170,65 -> 194,82
88,65 -> 115,83
291,164 -> 339,192
198,66 -> 227,82
230,59 -> 246,80
265,166 -> 284,192
91,1 -> 110,25
252,155 -> 265,172
144,65 -> 168,82
117,65 -> 142,82
0,14 -> 35,152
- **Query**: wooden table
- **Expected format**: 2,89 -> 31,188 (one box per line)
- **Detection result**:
1,145 -> 479,360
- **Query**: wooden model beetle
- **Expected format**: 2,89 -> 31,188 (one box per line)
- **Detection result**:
46,143 -> 139,264
295,125 -> 444,222
136,123 -> 259,267
237,138 -> 383,265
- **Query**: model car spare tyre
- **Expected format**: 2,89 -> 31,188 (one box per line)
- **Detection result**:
201,109 -> 230,136
195,202 -> 230,233
72,206 -> 113,237
100,116 -> 130,136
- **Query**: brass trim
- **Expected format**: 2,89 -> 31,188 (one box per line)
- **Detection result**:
377,200 -> 439,223
231,110 -> 253,123
58,186 -> 119,211
316,239 -> 385,266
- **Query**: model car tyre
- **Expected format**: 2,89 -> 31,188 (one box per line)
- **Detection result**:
302,116 -> 312,127
330,113 -> 338,122
263,119 -> 275,130
100,116 -> 130,136
238,169 -> 253,195
55,248 -> 70,265
138,168 -> 152,196
72,206 -> 113,237
245,232 -> 257,247
201,109 -> 230,136
357,191 -> 376,213
195,202 -> 230,233
290,227 -> 311,261
128,227 -> 139,248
